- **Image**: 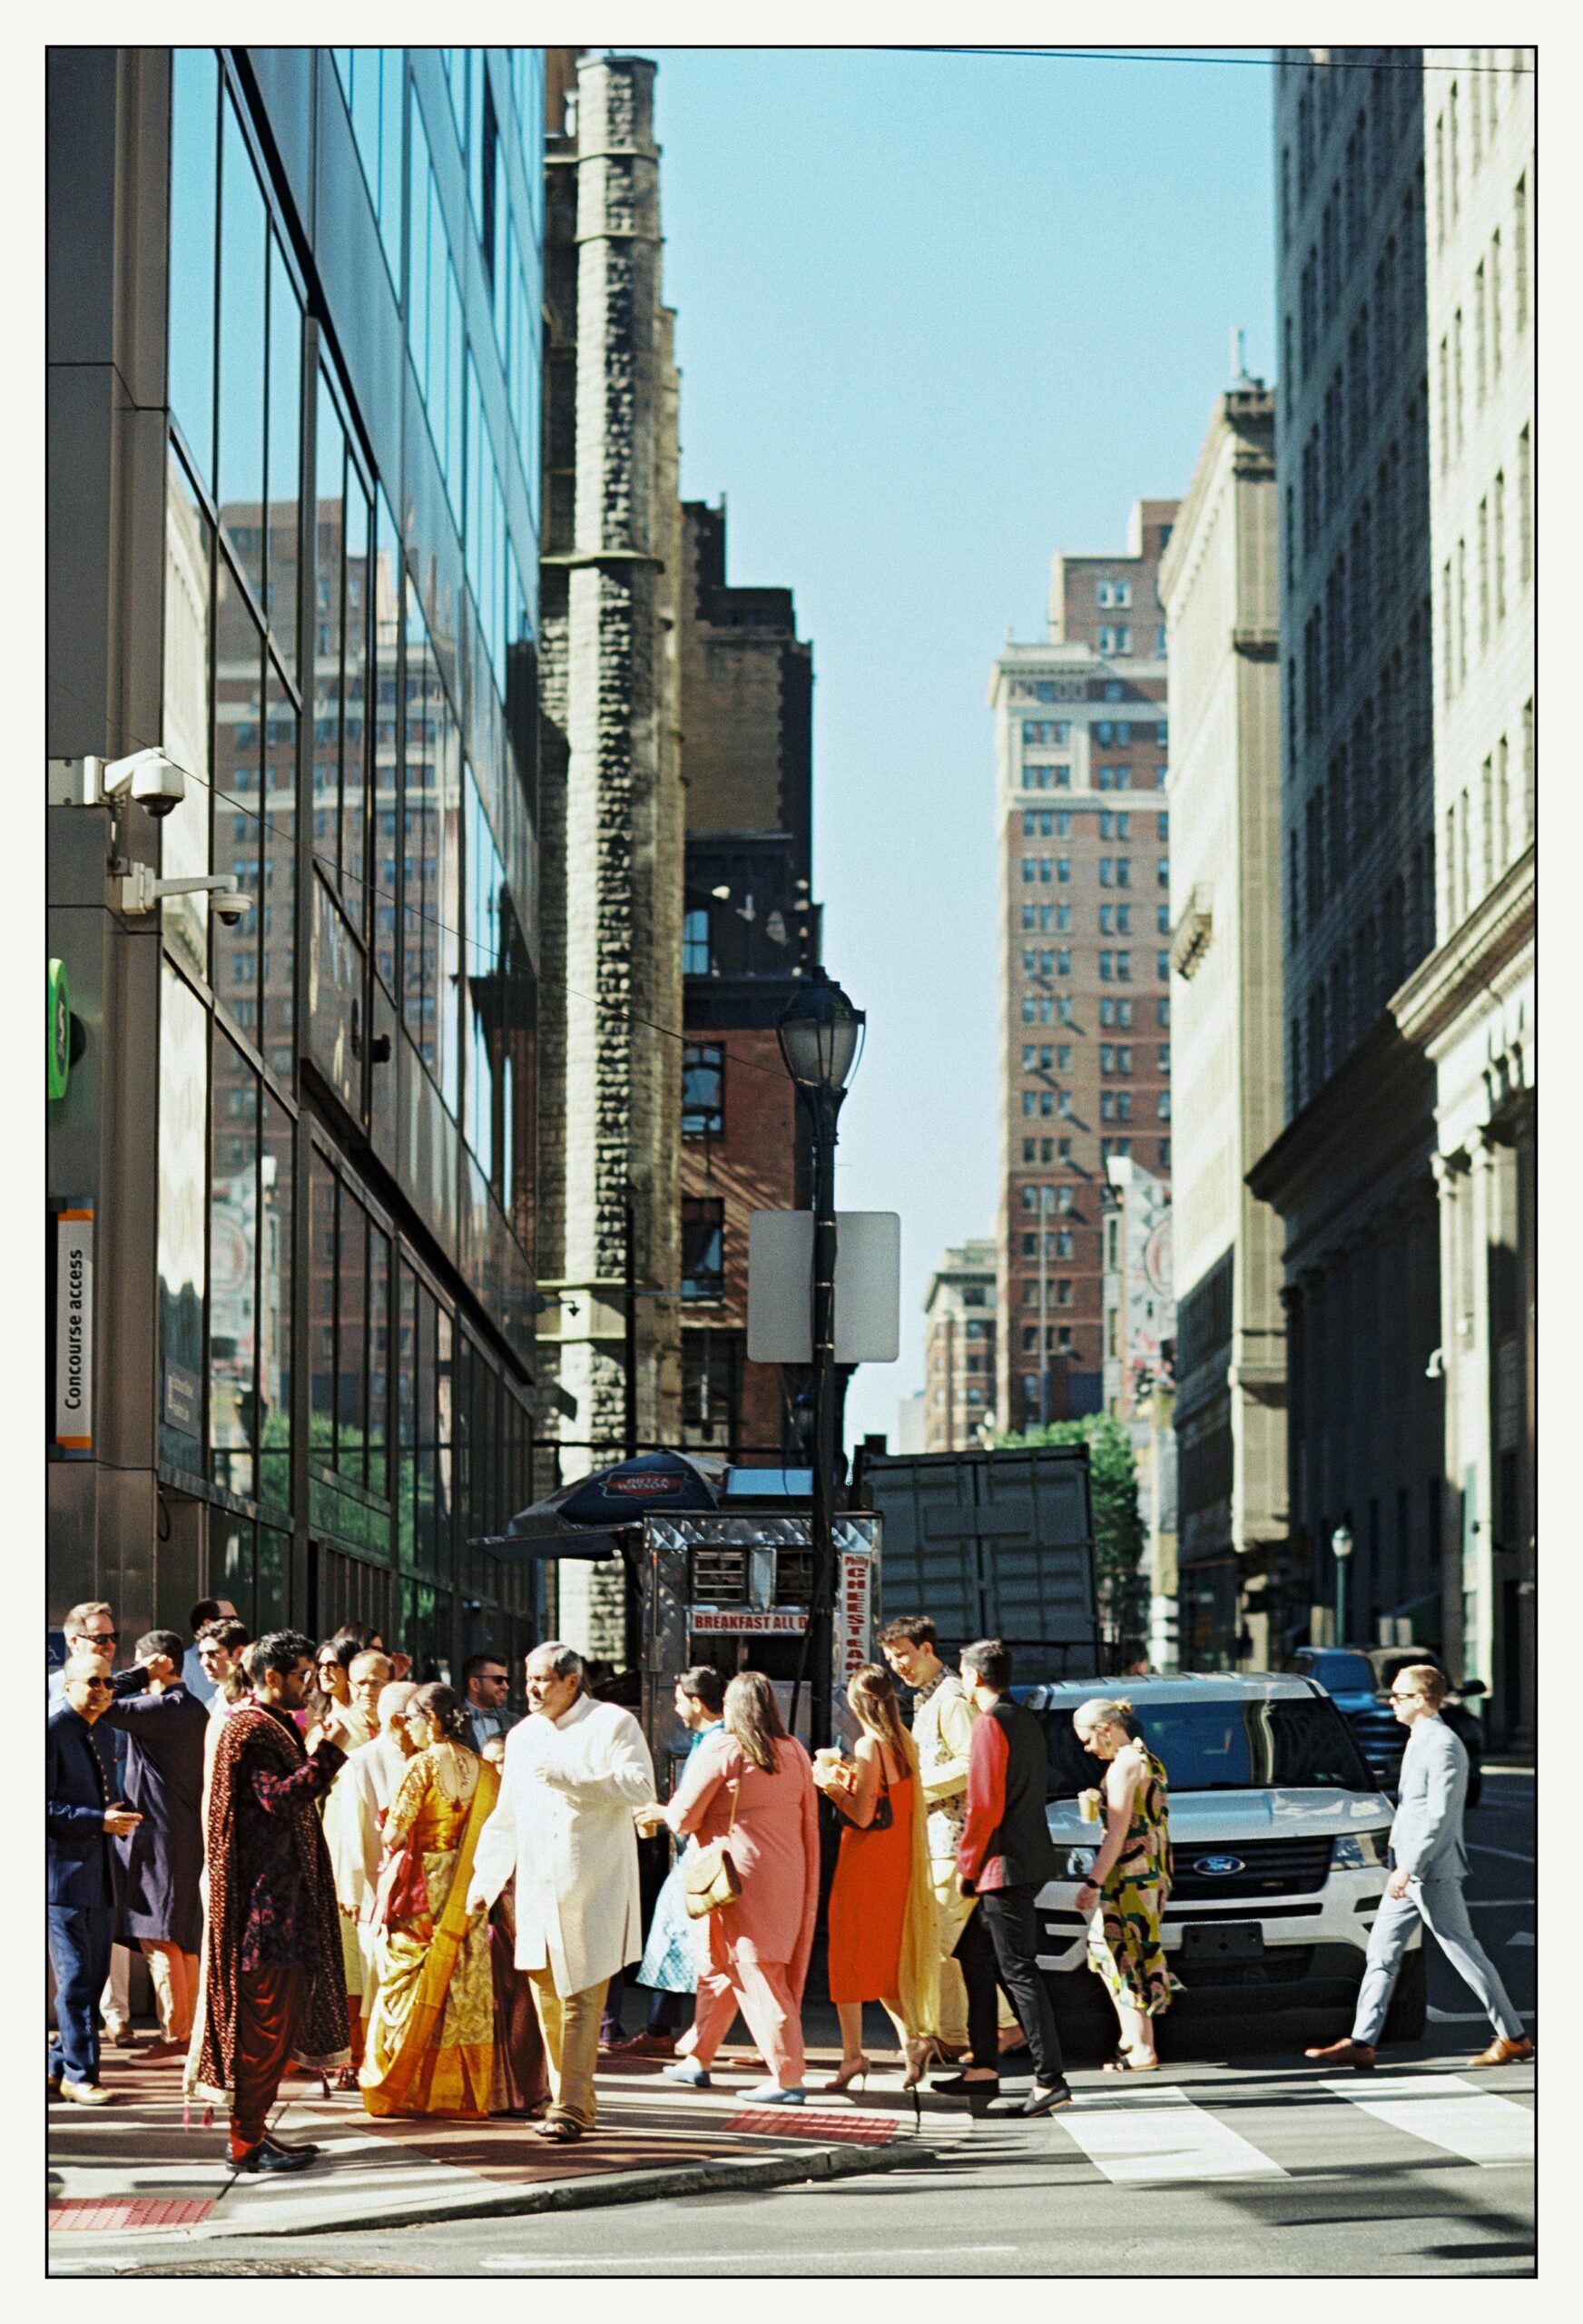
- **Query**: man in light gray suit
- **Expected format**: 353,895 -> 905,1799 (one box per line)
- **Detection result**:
1305,1663 -> 1532,2070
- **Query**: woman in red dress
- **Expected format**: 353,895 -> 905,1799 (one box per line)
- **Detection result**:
813,1663 -> 939,2093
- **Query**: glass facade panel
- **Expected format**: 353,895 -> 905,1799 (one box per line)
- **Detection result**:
211,568 -> 263,1027
265,235 -> 301,675
209,1029 -> 259,1498
259,1091 -> 293,1511
161,448 -> 212,980
314,370 -> 346,888
309,1147 -> 336,1468
372,487 -> 401,996
217,96 -> 268,608
158,962 -> 209,1471
338,1177 -> 368,1485
369,1223 -> 390,1502
262,659 -> 297,1079
168,49 -> 219,489
343,459 -> 371,915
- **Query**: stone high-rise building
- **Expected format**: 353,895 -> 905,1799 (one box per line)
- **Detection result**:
1251,50 -> 1446,1661
990,499 -> 1178,1441
922,1240 -> 998,1450
676,497 -> 819,1462
1158,383 -> 1290,1671
1393,48 -> 1534,1741
536,53 -> 685,1654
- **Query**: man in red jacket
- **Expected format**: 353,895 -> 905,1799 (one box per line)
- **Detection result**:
936,1639 -> 1071,2117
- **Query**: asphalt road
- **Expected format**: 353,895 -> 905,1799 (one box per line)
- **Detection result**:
57,1769 -> 1535,2279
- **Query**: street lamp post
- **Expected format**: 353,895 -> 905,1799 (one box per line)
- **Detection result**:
1331,1523 -> 1354,1648
778,969 -> 865,1753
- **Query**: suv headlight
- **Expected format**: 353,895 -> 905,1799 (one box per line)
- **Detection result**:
1332,1831 -> 1389,1869
1065,1846 -> 1097,1877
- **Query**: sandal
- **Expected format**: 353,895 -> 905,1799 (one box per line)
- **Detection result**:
1103,2047 -> 1159,2073
532,2115 -> 584,2143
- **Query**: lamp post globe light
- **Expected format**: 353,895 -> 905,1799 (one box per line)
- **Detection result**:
1331,1523 -> 1354,1648
777,970 -> 865,1753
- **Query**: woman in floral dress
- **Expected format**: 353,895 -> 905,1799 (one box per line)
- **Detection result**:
1070,1696 -> 1181,2070
359,1683 -> 498,2118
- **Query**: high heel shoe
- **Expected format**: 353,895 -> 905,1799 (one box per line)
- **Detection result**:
821,2054 -> 871,2094
901,2041 -> 930,2093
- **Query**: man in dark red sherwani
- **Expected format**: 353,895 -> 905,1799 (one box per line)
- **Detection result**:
195,1630 -> 352,2172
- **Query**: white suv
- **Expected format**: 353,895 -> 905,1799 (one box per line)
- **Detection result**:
1016,1672 -> 1424,2042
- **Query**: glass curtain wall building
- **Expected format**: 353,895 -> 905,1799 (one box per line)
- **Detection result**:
47,49 -> 549,1677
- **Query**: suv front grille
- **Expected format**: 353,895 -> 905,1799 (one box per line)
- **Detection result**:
1171,1836 -> 1332,1899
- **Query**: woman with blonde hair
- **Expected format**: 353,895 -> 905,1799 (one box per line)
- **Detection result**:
643,1669 -> 819,2104
1070,1695 -> 1180,2071
813,1662 -> 939,2093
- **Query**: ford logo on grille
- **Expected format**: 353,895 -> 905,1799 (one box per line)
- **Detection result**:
1194,1854 -> 1245,1876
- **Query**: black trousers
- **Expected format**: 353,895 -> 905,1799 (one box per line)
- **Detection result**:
954,1882 -> 1065,2088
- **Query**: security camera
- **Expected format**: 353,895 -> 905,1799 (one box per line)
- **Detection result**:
101,749 -> 187,821
210,883 -> 251,927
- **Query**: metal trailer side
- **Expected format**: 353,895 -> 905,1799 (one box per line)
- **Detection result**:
863,1444 -> 1100,1681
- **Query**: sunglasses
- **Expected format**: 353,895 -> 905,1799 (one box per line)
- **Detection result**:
81,1631 -> 118,1644
1389,1689 -> 1423,1701
81,1679 -> 114,1693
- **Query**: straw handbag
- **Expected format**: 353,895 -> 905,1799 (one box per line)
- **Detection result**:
682,1777 -> 742,1919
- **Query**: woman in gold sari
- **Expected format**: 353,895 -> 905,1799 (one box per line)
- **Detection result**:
359,1683 -> 498,2119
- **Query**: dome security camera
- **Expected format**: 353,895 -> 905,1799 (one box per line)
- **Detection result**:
101,748 -> 187,821
209,882 -> 251,927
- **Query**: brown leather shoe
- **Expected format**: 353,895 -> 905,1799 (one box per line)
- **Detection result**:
610,2030 -> 677,2058
1303,2037 -> 1376,2070
1469,2034 -> 1534,2067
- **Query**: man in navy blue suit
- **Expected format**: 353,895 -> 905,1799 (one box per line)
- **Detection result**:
47,1657 -> 143,2103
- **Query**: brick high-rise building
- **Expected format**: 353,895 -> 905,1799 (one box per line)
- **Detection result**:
990,499 -> 1179,1439
922,1240 -> 998,1450
676,499 -> 820,1462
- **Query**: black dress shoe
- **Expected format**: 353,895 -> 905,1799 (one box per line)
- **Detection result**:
1022,2079 -> 1074,2116
232,2139 -> 316,2173
262,2132 -> 320,2160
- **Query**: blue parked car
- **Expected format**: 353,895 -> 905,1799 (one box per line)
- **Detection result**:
1282,1646 -> 1484,1807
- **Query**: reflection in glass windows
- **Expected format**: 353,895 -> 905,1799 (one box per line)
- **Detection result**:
158,963 -> 208,1471
161,448 -> 212,980
211,565 -> 262,1028
265,233 -> 301,675
168,49 -> 218,491
372,488 -> 402,996
218,94 -> 267,609
210,1029 -> 259,1498
262,661 -> 297,1081
330,49 -> 405,289
259,1093 -> 293,1509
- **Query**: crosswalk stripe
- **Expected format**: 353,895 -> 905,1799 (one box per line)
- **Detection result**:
1323,2075 -> 1533,2166
1053,2084 -> 1287,2184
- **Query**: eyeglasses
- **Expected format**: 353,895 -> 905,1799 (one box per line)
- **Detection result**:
1389,1689 -> 1422,1702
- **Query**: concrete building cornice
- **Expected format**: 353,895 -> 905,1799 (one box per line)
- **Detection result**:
1245,1012 -> 1434,1222
1390,846 -> 1535,1054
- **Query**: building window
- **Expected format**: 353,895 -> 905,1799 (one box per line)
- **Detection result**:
682,1043 -> 723,1137
681,1198 -> 725,1301
1100,950 -> 1113,982
683,905 -> 712,976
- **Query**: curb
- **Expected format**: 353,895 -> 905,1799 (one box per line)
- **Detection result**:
53,2132 -> 946,2250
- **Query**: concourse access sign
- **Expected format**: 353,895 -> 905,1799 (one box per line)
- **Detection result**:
52,1201 -> 94,1455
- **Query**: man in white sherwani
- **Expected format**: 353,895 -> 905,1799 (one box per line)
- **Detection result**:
322,1680 -> 417,2063
469,1641 -> 655,2142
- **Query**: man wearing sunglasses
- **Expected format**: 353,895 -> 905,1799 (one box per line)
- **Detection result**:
1305,1662 -> 1532,2071
47,1656 -> 143,2103
48,1601 -> 140,2050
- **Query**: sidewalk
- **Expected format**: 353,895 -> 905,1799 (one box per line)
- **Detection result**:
47,2036 -> 973,2254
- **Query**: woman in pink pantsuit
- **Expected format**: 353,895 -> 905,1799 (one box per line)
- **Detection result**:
653,1672 -> 818,2103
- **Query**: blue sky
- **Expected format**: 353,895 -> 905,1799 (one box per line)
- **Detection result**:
645,44 -> 1277,1446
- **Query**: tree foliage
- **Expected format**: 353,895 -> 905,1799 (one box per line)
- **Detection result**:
996,1413 -> 1148,1640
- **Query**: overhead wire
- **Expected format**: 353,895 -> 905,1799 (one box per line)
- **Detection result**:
879,45 -> 1533,78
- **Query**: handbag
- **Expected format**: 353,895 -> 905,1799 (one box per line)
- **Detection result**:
830,1754 -> 893,1831
682,1777 -> 742,1919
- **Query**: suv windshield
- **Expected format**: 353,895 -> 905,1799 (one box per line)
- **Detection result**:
1033,1697 -> 1376,1799
1283,1651 -> 1377,1693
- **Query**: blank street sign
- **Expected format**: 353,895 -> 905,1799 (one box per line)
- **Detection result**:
747,1211 -> 900,1364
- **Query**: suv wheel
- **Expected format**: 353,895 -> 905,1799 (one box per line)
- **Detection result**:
1383,1945 -> 1428,2042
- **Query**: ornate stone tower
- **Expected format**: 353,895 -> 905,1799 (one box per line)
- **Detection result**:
537,53 -> 684,1657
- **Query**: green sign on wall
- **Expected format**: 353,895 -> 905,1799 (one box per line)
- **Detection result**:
47,958 -> 72,1100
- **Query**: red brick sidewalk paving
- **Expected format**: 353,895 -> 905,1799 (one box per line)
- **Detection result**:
48,2041 -> 961,2251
